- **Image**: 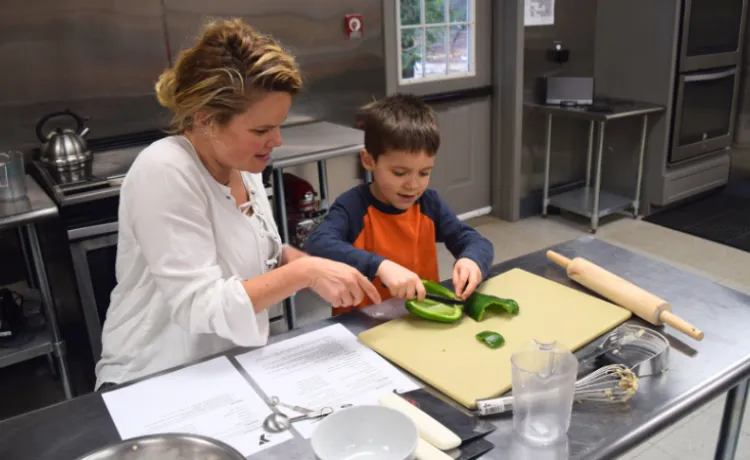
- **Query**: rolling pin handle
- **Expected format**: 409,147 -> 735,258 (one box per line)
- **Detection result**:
660,310 -> 704,341
546,250 -> 572,269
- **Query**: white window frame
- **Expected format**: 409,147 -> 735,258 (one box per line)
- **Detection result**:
396,0 -> 477,86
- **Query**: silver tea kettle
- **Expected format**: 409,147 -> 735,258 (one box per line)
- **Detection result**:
36,109 -> 93,169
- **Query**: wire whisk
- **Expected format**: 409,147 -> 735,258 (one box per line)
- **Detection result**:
574,363 -> 639,404
476,364 -> 639,416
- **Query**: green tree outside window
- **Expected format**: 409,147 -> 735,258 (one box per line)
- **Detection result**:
400,0 -> 471,81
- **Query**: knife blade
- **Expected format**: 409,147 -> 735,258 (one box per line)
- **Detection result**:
380,282 -> 464,305
424,293 -> 465,305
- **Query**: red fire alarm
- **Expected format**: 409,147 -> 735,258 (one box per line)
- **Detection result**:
345,14 -> 364,39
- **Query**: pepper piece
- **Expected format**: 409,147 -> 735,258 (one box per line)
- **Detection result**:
421,279 -> 461,301
476,331 -> 505,349
405,298 -> 463,323
465,292 -> 519,322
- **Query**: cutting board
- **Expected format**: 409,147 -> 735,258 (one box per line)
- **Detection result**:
358,268 -> 631,409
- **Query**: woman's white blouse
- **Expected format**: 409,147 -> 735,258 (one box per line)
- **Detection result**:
95,136 -> 282,388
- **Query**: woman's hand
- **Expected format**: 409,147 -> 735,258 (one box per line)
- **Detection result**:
376,260 -> 426,301
281,245 -> 308,265
304,257 -> 382,308
453,258 -> 482,300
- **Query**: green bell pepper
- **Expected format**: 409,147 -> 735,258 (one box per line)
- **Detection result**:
404,279 -> 463,323
476,331 -> 505,349
465,292 -> 519,322
405,299 -> 463,323
421,279 -> 461,301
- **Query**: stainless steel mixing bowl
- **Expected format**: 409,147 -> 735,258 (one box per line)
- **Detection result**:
74,433 -> 246,460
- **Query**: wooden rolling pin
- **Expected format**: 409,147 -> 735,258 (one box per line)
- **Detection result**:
547,250 -> 704,341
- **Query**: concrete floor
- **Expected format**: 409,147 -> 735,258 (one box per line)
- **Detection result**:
2,213 -> 750,458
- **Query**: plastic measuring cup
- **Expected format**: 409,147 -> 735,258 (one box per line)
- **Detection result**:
0,151 -> 27,202
511,339 -> 578,446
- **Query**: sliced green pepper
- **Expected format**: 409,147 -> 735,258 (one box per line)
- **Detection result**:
465,292 -> 519,322
421,279 -> 461,301
405,298 -> 463,323
403,279 -> 463,323
476,331 -> 505,349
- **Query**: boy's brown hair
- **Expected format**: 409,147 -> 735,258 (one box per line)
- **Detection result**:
357,93 -> 440,160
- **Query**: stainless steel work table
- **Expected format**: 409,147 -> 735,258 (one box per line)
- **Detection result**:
525,100 -> 665,233
0,175 -> 73,400
1,237 -> 748,460
269,121 -> 365,330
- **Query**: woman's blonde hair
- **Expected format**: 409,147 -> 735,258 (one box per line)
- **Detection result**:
155,18 -> 302,133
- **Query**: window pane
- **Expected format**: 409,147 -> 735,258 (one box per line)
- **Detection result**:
448,25 -> 470,74
449,0 -> 469,22
425,0 -> 446,24
425,26 -> 448,77
400,0 -> 421,26
401,28 -> 424,80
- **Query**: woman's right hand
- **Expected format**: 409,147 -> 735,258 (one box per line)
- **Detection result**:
303,257 -> 382,308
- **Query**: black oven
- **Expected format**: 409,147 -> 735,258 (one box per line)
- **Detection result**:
679,0 -> 747,72
61,196 -> 120,362
669,67 -> 740,165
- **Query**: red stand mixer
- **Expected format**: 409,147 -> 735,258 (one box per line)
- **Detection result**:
281,172 -> 328,249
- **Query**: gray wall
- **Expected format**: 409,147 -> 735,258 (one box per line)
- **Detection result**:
521,0 -> 598,197
0,0 -> 385,155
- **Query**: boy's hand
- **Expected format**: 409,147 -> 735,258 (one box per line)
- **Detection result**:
453,258 -> 482,300
377,260 -> 426,301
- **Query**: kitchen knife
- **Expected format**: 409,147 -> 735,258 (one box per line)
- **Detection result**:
379,392 -> 462,450
423,293 -> 465,305
398,389 -> 496,444
380,391 -> 494,460
380,282 -> 464,305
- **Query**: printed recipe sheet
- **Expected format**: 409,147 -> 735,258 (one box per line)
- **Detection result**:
102,356 -> 291,456
235,323 -> 420,439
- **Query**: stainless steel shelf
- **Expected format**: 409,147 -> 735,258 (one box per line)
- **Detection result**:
548,186 -> 634,219
0,327 -> 53,370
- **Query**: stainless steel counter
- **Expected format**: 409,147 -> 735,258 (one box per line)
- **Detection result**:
2,237 -> 748,460
524,99 -> 665,122
270,121 -> 363,169
0,175 -> 58,230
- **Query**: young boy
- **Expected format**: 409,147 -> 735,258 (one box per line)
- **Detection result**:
305,93 -> 494,314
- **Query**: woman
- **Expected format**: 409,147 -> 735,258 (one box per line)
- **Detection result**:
95,19 -> 380,389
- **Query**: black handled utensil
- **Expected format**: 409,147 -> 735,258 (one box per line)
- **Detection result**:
380,281 -> 464,305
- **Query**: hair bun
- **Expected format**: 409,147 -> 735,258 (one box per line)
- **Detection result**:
155,68 -> 178,111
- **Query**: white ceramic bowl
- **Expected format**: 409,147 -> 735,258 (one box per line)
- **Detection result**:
311,405 -> 419,460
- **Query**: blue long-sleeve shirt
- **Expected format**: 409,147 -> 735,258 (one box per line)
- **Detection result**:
305,184 -> 494,311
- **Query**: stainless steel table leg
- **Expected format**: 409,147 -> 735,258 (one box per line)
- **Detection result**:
633,115 -> 649,217
542,113 -> 552,216
16,227 -> 36,289
24,224 -> 73,400
714,378 -> 749,460
585,121 -> 595,187
317,160 -> 329,209
591,121 -> 606,233
271,169 -> 297,330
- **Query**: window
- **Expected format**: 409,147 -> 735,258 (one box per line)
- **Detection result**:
397,0 -> 476,85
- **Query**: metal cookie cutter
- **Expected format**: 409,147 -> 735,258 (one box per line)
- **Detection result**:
580,324 -> 670,377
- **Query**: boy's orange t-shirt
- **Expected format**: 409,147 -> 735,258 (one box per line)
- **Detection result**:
305,184 -> 493,315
